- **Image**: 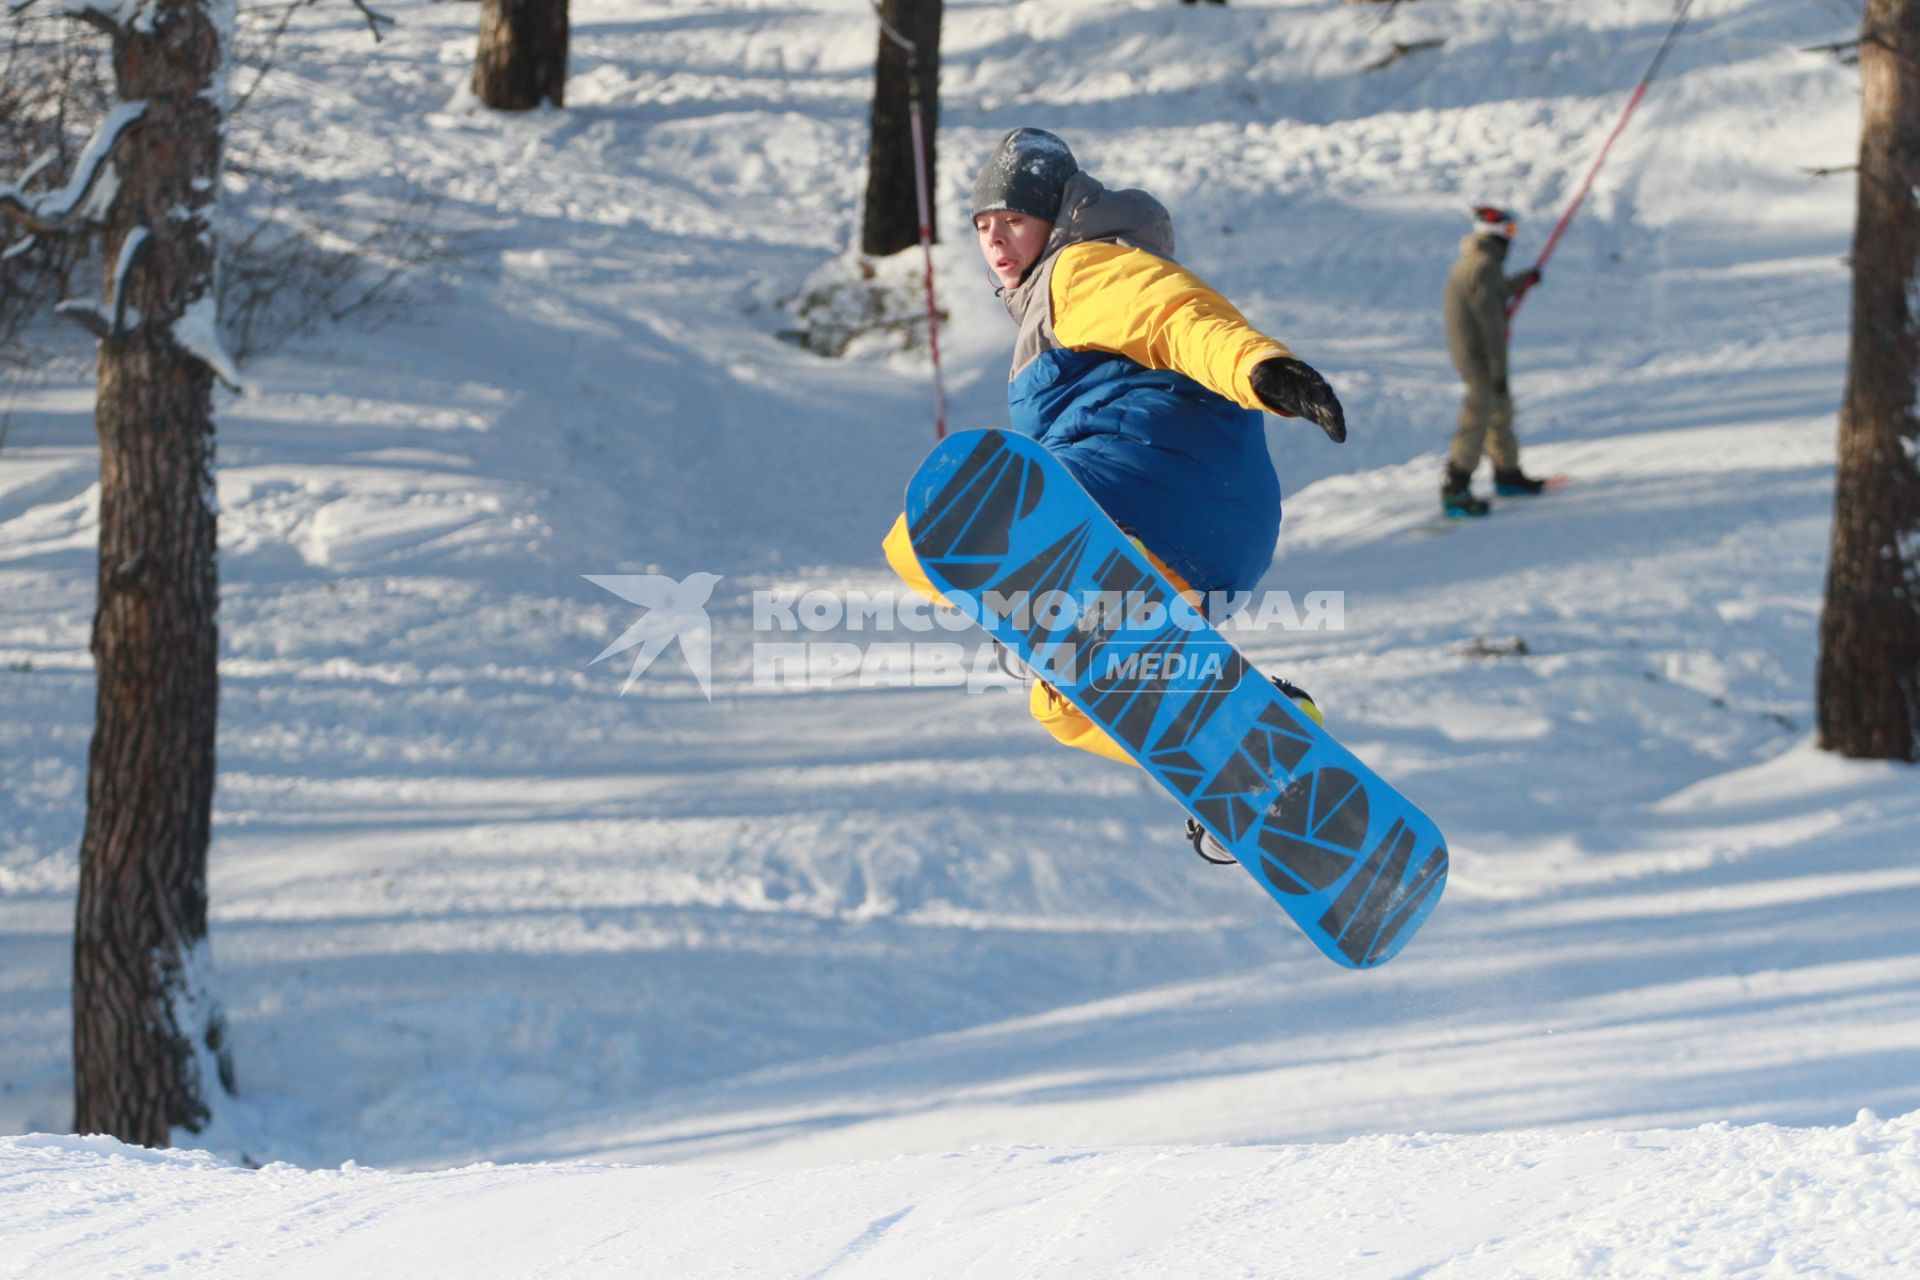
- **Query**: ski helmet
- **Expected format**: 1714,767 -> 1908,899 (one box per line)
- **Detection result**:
1471,205 -> 1519,239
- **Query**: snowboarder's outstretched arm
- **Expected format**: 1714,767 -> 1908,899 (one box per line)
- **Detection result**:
1048,243 -> 1345,440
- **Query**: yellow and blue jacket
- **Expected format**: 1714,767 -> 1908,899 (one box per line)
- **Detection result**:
998,173 -> 1293,597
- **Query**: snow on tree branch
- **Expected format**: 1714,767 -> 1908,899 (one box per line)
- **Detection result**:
59,0 -> 158,35
55,227 -> 148,340
110,225 -> 146,333
172,293 -> 243,390
0,100 -> 147,236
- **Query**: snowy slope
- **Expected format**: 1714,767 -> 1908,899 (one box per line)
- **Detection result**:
3,0 -> 1916,1272
6,1114 -> 1919,1278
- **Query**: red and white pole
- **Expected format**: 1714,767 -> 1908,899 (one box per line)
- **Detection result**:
906,75 -> 948,439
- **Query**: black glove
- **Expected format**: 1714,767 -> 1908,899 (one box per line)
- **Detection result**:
1492,377 -> 1509,396
1250,357 -> 1346,444
1519,268 -> 1542,289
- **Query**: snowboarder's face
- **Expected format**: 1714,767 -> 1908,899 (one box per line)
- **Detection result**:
974,211 -> 1052,289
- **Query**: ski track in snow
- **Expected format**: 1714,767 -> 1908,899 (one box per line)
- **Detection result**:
2,0 -> 1916,1274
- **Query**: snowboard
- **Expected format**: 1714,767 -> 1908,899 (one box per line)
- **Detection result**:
906,429 -> 1448,969
1500,473 -> 1572,497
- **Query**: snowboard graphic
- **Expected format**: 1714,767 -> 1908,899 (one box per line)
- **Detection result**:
906,430 -> 1448,968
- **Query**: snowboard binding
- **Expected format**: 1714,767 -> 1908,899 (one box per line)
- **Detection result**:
1184,676 -> 1322,865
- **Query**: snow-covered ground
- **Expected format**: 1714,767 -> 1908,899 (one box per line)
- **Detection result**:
4,0 -> 1916,1273
8,1113 -> 1920,1277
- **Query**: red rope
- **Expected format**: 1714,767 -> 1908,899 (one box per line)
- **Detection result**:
876,3 -> 948,438
906,87 -> 948,439
1509,0 -> 1696,322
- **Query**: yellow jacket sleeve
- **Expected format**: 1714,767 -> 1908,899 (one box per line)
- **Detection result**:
1049,242 -> 1293,412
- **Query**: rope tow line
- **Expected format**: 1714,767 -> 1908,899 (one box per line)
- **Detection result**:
1509,0 -> 1699,322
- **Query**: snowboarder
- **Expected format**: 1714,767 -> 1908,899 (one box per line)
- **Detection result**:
883,127 -> 1343,849
1441,205 -> 1548,517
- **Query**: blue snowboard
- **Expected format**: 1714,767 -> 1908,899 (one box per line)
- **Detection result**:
906,429 -> 1448,968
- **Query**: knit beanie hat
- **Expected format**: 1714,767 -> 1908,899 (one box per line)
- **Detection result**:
1471,205 -> 1519,239
971,128 -> 1079,222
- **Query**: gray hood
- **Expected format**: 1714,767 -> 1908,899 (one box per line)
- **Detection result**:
1046,172 -> 1174,260
1002,172 -> 1175,327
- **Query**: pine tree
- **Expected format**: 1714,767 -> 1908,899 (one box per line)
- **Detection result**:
0,0 -> 239,1144
473,0 -> 570,111
1817,0 -> 1920,762
861,0 -> 942,257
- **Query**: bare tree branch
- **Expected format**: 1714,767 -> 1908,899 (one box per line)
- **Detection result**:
1363,36 -> 1444,73
1803,36 -> 1863,63
232,0 -> 321,114
49,0 -> 137,36
348,0 -> 395,42
233,0 -> 397,118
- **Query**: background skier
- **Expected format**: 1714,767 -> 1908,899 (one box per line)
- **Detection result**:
1441,205 -> 1548,516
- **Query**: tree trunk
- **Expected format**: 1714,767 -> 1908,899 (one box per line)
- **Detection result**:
72,0 -> 234,1146
1816,0 -> 1920,762
472,0 -> 569,111
861,0 -> 941,257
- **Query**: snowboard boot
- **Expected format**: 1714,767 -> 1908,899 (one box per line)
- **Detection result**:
1493,467 -> 1548,497
1442,465 -> 1490,519
1271,676 -> 1323,726
1184,676 -> 1321,864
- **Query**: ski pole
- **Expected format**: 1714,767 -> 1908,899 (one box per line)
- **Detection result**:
873,3 -> 949,439
1509,0 -> 1697,321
